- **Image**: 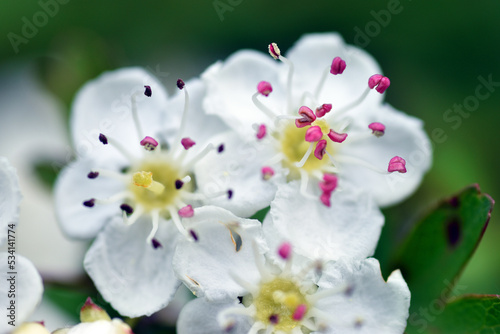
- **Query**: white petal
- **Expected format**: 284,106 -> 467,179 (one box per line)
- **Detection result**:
194,131 -> 281,217
63,319 -> 132,334
71,67 -> 168,161
0,254 -> 43,332
54,159 -> 125,239
177,298 -> 252,334
0,157 -> 21,247
264,181 -> 383,262
163,78 -> 229,150
84,216 -> 181,317
339,103 -> 432,207
202,50 -> 286,136
173,206 -> 267,301
286,33 -> 383,115
315,258 -> 410,334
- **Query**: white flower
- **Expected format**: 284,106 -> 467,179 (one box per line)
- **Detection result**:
56,68 -> 269,316
0,157 -> 44,333
177,242 -> 410,334
201,33 -> 432,208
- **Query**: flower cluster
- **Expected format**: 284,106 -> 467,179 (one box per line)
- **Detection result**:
1,32 -> 431,333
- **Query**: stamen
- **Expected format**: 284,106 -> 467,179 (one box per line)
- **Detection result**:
306,284 -> 347,304
295,142 -> 314,168
368,122 -> 386,137
91,169 -> 130,181
299,170 -> 317,200
314,66 -> 330,100
130,92 -> 144,140
256,124 -> 267,140
177,79 -> 185,90
315,104 -> 332,118
252,92 -> 278,119
99,133 -> 108,145
123,205 -> 144,226
173,79 -> 191,153
314,140 -> 327,160
178,204 -> 194,218
257,81 -> 273,97
140,136 -> 159,151
335,155 -> 388,174
248,322 -> 266,334
132,171 -> 165,194
252,240 -> 272,282
278,242 -> 292,260
330,57 -> 346,75
292,304 -> 307,321
96,191 -> 131,205
87,171 -> 99,179
189,229 -> 199,242
218,305 -> 257,332
83,199 -> 95,207
227,189 -> 233,199
169,207 -> 191,239
228,271 -> 259,296
269,314 -> 279,325
152,238 -> 162,249
175,179 -> 184,189
388,156 -> 407,173
368,74 -> 391,94
305,126 -> 323,142
327,129 -> 348,143
319,174 -> 338,193
217,144 -> 225,153
261,166 -> 275,180
144,85 -> 152,97
120,203 -> 134,215
268,43 -> 281,60
333,87 -> 371,117
181,137 -> 196,150
145,209 -> 160,245
295,106 -> 317,128
320,192 -> 332,207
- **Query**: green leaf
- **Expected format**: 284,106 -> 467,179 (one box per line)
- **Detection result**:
413,295 -> 500,334
250,206 -> 270,223
387,185 -> 494,322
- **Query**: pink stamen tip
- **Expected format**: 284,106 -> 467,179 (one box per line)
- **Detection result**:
261,166 -> 275,180
368,74 -> 391,93
278,242 -> 292,260
181,137 -> 196,150
140,136 -> 159,151
268,42 -> 281,60
320,192 -> 332,207
368,122 -> 386,137
256,124 -> 267,140
388,156 -> 407,173
314,139 -> 327,160
257,81 -> 273,97
295,106 -> 317,128
292,304 -> 307,321
319,173 -> 338,193
178,205 -> 194,218
305,126 -> 323,142
330,57 -> 346,75
315,103 -> 332,118
327,129 -> 348,143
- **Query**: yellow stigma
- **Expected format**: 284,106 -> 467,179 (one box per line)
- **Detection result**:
254,277 -> 309,332
279,120 -> 331,179
133,171 -> 165,195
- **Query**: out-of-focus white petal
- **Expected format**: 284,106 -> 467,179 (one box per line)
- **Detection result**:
316,258 -> 410,334
84,216 -> 181,317
173,206 -> 266,301
54,158 -> 125,240
264,181 -> 384,262
0,254 -> 43,333
177,298 -> 252,334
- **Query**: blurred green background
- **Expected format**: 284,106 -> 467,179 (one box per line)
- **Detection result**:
1,0 -> 499,326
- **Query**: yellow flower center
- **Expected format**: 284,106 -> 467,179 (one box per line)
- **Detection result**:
129,156 -> 189,212
253,277 -> 309,332
279,120 -> 331,179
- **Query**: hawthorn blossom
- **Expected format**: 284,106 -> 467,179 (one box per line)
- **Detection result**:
0,157 -> 44,333
200,33 -> 431,208
177,242 -> 410,334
